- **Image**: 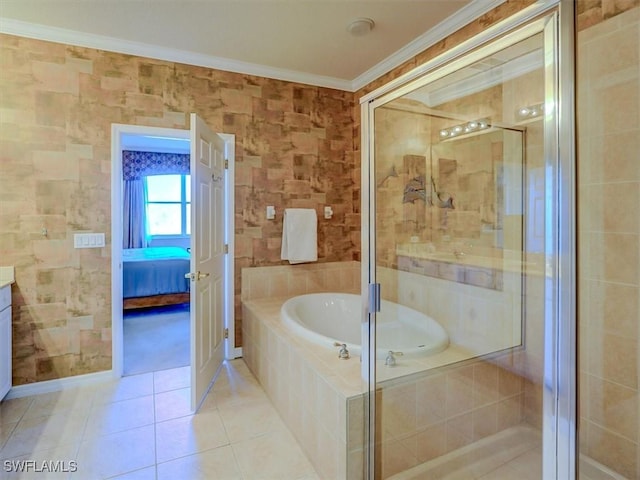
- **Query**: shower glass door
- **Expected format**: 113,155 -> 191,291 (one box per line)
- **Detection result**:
362,6 -> 575,479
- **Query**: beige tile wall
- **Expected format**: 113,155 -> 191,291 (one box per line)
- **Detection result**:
241,264 -> 527,480
374,262 -> 545,478
355,0 -> 640,476
241,262 -> 363,479
376,357 -> 526,479
370,49 -> 547,473
378,267 -> 523,357
372,86 -> 517,271
373,104 -> 431,269
577,5 -> 640,479
241,261 -> 360,301
243,303 -> 356,480
0,34 -> 357,384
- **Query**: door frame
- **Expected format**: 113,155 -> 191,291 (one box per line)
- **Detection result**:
110,123 -> 238,378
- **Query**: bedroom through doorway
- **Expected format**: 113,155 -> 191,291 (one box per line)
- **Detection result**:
120,132 -> 192,376
111,121 -> 236,411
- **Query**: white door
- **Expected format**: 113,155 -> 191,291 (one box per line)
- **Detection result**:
188,113 -> 227,411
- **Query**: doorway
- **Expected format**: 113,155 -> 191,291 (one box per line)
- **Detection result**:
118,133 -> 192,376
111,122 -> 237,407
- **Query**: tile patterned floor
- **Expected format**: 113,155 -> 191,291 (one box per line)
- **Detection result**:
0,360 -> 320,480
1,360 -> 614,480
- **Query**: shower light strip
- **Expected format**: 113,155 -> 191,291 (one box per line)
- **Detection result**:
516,101 -> 545,121
439,118 -> 491,139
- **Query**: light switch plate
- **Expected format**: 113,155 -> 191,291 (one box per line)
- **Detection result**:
74,233 -> 105,248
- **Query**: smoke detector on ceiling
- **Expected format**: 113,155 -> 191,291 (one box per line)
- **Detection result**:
347,18 -> 375,36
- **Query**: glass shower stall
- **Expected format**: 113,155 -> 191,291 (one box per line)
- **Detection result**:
359,3 -> 576,478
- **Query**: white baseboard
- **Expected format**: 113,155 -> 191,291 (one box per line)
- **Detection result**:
230,347 -> 243,359
5,370 -> 117,400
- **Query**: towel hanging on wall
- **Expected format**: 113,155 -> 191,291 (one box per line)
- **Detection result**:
281,208 -> 317,264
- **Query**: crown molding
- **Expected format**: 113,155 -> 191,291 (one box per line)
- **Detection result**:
2,0 -> 508,93
0,17 -> 353,91
350,0 -> 508,91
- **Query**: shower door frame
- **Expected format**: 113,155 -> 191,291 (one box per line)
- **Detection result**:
359,1 -> 576,478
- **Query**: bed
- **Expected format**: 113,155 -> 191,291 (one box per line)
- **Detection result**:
122,247 -> 191,309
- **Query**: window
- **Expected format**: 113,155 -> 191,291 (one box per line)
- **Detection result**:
145,174 -> 190,236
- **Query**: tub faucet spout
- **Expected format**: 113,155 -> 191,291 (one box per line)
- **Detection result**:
334,342 -> 350,360
385,350 -> 404,366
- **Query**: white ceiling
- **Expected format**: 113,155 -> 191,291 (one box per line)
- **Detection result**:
0,0 -> 506,91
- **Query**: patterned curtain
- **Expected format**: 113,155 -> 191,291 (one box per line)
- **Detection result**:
122,151 -> 190,248
122,150 -> 190,180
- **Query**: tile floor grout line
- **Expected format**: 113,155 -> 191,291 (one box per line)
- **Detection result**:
73,393 -> 92,480
1,361 -> 321,480
152,370 -> 160,480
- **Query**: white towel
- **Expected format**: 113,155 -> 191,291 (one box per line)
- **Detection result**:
281,208 -> 317,264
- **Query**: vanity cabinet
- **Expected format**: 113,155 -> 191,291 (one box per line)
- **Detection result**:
0,284 -> 11,400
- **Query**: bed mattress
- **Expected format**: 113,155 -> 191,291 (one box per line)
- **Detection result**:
123,247 -> 190,298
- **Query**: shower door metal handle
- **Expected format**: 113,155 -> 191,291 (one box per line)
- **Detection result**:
368,283 -> 381,313
185,271 -> 210,281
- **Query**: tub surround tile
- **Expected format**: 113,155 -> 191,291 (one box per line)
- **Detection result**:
241,261 -> 361,302
416,423 -> 448,463
243,298 -> 354,478
496,394 -> 523,432
381,435 -> 419,479
243,283 -> 530,479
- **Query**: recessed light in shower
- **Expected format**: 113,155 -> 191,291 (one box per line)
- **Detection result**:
347,18 -> 375,36
516,102 -> 545,122
439,118 -> 491,140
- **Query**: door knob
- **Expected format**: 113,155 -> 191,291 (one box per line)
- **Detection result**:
185,271 -> 210,281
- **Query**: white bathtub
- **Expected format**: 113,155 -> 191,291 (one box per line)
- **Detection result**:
280,293 -> 449,358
